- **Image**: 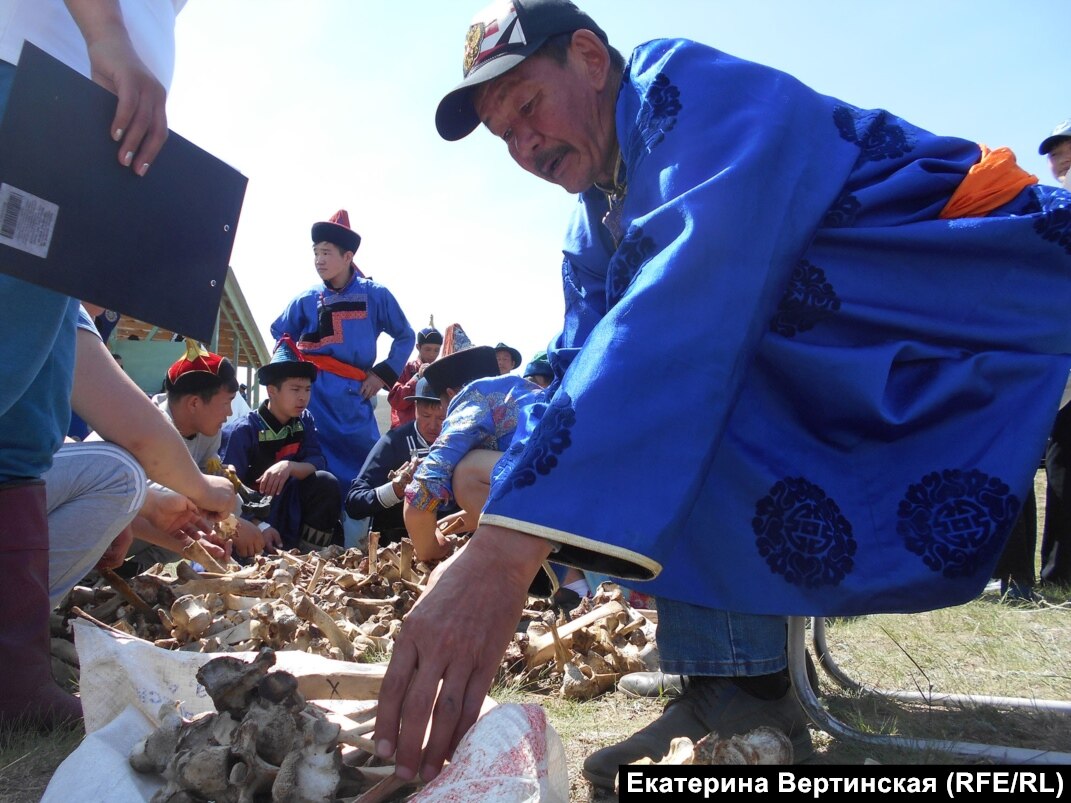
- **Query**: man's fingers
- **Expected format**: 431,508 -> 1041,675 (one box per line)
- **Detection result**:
418,662 -> 473,782
373,638 -> 417,764
393,659 -> 443,782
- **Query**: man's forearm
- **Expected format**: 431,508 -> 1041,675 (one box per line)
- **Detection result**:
403,502 -> 446,562
72,329 -> 217,505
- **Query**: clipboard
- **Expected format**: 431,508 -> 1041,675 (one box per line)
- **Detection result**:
0,43 -> 247,343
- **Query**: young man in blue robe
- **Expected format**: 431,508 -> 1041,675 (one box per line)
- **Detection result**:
372,0 -> 1071,784
271,211 -> 415,490
221,338 -> 342,552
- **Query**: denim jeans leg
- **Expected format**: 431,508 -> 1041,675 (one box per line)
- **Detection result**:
655,596 -> 787,677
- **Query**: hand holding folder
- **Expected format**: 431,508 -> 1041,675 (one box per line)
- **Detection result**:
0,43 -> 247,343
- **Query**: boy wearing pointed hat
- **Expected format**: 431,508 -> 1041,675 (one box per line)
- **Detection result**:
388,316 -> 444,429
272,210 -> 415,491
120,340 -> 276,568
221,337 -> 343,552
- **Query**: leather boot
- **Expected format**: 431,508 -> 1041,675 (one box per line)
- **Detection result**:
0,480 -> 82,729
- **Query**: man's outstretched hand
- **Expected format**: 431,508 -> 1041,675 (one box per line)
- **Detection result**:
373,524 -> 552,782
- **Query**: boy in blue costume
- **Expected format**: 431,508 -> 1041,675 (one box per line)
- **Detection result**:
221,338 -> 342,552
374,0 -> 1071,785
271,210 -> 415,489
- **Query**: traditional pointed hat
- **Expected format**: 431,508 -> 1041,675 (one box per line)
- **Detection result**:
423,323 -> 498,396
311,209 -> 361,255
417,314 -> 443,346
258,334 -> 318,385
494,342 -> 522,370
165,338 -> 237,394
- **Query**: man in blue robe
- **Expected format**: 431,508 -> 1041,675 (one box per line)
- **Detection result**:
373,0 -> 1071,784
272,211 -> 415,490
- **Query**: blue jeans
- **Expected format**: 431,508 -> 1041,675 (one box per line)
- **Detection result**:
0,60 -> 81,483
656,596 -> 787,677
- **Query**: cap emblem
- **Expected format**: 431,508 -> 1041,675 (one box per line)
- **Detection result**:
462,2 -> 525,77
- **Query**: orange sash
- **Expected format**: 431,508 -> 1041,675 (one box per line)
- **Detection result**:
939,145 -> 1037,220
301,352 -> 368,382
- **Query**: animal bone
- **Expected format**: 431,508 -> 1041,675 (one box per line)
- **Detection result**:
196,648 -> 277,716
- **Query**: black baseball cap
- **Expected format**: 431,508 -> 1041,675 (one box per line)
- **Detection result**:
435,0 -> 607,141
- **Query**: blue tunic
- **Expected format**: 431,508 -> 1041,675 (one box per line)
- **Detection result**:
271,271 -> 414,489
220,406 -> 328,548
481,39 -> 1071,617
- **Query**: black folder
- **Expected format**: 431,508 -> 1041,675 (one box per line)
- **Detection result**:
0,43 -> 247,343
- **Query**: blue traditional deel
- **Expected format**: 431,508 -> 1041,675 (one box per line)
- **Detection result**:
271,262 -> 415,489
481,39 -> 1071,617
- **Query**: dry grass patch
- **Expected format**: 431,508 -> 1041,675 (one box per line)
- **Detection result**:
0,723 -> 82,803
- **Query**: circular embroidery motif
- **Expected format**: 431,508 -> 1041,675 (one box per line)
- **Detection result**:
753,477 -> 856,588
770,259 -> 841,337
1034,201 -> 1071,256
833,105 -> 916,162
490,392 -> 576,499
821,193 -> 861,228
897,469 -> 1020,579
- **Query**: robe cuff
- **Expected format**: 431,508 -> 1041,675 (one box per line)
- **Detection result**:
371,361 -> 399,386
375,482 -> 401,508
479,513 -> 661,581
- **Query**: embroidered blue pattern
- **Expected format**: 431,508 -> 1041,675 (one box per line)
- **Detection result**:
607,225 -> 656,306
1033,199 -> 1071,256
821,193 -> 861,228
493,392 -> 576,495
897,469 -> 1020,579
753,477 -> 857,588
771,260 -> 842,337
833,105 -> 915,162
636,73 -> 682,153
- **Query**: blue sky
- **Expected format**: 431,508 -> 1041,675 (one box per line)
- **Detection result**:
166,1 -> 1070,368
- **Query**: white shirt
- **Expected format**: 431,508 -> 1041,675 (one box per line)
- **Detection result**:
0,0 -> 185,88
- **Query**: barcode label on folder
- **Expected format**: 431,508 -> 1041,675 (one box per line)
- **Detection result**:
0,183 -> 57,258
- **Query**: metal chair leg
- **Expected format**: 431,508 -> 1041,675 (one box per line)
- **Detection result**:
787,616 -> 1071,764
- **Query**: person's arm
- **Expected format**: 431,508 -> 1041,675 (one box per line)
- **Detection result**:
365,287 -> 415,397
258,411 -> 326,495
270,293 -> 310,342
402,500 -> 447,562
70,327 -> 235,515
374,524 -> 551,780
386,362 -> 418,417
257,460 -> 316,497
63,0 -> 167,174
345,434 -> 404,519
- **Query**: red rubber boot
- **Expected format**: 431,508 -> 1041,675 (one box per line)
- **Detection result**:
0,480 -> 82,729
